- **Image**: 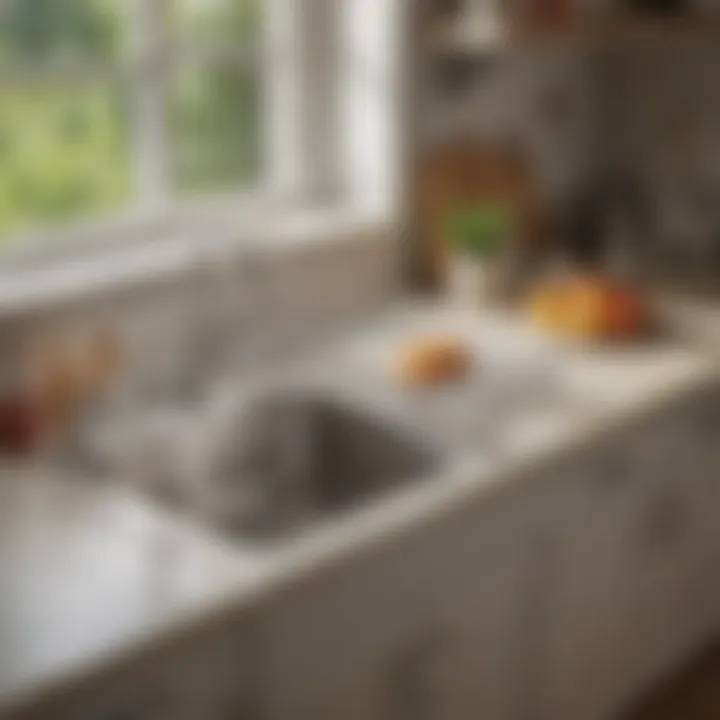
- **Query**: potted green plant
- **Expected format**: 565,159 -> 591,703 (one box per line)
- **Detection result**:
446,200 -> 514,306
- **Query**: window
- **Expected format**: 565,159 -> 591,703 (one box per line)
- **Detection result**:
0,0 -> 263,241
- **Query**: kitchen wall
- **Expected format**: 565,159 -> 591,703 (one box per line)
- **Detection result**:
418,7 -> 720,281
0,220 -> 400,399
601,42 -> 720,275
417,41 -> 603,206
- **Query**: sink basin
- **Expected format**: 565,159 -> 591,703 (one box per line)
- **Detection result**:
193,390 -> 443,542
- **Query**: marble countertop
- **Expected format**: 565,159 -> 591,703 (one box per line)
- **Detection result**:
0,468 -> 269,715
1,301 -> 718,717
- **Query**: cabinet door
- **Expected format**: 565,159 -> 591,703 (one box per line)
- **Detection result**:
546,405 -> 720,720
261,487 -> 548,720
609,413 -> 702,700
48,620 -> 263,720
545,444 -> 651,720
605,396 -> 720,707
660,388 -> 720,648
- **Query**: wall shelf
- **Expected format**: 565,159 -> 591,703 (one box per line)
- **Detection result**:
430,14 -> 720,53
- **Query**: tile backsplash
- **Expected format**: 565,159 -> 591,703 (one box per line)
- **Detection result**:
0,222 -> 399,398
601,43 -> 720,271
420,29 -> 720,280
420,48 -> 602,205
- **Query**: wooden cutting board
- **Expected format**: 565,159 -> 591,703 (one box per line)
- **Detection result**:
417,138 -> 547,291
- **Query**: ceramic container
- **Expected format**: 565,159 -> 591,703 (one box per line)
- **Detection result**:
448,254 -> 500,307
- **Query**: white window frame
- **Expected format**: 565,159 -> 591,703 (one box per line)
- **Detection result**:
130,0 -> 173,208
0,0 -> 399,284
0,0 -> 335,259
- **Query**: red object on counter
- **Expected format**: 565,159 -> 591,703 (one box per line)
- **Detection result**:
0,393 -> 42,455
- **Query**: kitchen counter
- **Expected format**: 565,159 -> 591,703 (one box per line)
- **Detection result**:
1,302 -> 718,718
0,468 -> 266,715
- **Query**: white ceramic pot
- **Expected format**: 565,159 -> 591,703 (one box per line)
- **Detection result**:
448,255 -> 498,308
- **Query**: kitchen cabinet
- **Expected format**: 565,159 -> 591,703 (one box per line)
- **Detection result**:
607,412 -> 707,703
43,620 -> 263,720
260,394 -> 720,720
668,386 -> 720,646
260,484 -> 551,720
597,391 -> 720,704
543,444 -> 646,720
545,396 -> 720,720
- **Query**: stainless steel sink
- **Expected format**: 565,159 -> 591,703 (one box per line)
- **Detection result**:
192,390 -> 443,542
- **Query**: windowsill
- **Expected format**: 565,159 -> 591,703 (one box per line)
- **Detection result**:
0,200 -> 391,319
0,191 -> 281,271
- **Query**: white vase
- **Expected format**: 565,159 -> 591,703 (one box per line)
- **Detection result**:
448,255 -> 497,308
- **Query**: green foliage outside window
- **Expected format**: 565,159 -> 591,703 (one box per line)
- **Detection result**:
0,0 -> 261,241
0,84 -> 133,236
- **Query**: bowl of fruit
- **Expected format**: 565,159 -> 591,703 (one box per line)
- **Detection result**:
528,275 -> 650,345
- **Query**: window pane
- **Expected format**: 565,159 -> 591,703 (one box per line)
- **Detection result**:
174,0 -> 260,51
0,83 -> 134,239
0,0 -> 129,67
169,61 -> 262,193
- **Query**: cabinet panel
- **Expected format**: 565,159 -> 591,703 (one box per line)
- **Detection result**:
547,398 -> 720,720
46,619 -> 263,720
607,395 -> 720,705
261,486 -> 549,720
666,388 -> 720,646
295,569 -> 533,720
612,412 -> 702,702
545,443 -> 654,720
